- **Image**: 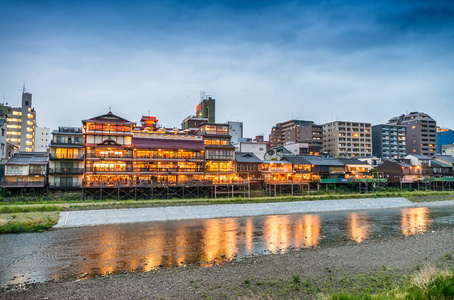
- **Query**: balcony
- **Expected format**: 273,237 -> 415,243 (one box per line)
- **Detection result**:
86,153 -> 133,159
49,168 -> 84,175
50,154 -> 84,160
86,166 -> 133,173
134,153 -> 203,160
133,167 -> 204,173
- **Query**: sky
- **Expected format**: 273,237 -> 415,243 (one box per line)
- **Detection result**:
0,0 -> 453,138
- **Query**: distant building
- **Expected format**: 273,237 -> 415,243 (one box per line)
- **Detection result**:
322,121 -> 372,157
372,124 -> 407,159
0,91 -> 37,152
34,127 -> 50,152
437,130 -> 454,154
228,121 -> 243,145
196,97 -> 215,123
387,112 -> 437,156
0,119 -> 7,159
441,144 -> 454,156
238,141 -> 268,160
181,115 -> 208,130
269,119 -> 314,147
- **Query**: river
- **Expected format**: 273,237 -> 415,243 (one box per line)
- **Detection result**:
1,204 -> 454,287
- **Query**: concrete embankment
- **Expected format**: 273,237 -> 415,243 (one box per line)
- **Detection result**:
54,197 -> 454,228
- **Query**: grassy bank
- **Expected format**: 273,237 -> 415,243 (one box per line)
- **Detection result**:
0,212 -> 60,233
0,190 -> 453,214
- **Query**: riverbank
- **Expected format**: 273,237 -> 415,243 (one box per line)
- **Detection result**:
53,197 -> 454,228
2,226 -> 453,299
1,191 -> 453,232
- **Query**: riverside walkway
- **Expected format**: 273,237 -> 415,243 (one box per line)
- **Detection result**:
54,198 -> 454,228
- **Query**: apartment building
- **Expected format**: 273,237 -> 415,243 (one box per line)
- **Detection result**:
269,119 -> 314,147
48,127 -> 84,189
372,124 -> 407,159
387,112 -> 437,156
35,127 -> 50,152
1,152 -> 48,191
323,121 -> 372,157
0,91 -> 36,152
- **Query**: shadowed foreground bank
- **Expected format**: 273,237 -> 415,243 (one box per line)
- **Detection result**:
2,228 -> 453,299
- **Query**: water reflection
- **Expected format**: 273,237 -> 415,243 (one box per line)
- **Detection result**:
2,205 -> 452,287
401,207 -> 429,236
348,213 -> 369,243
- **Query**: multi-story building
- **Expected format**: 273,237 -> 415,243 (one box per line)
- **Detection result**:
0,91 -> 36,152
286,124 -> 323,147
199,123 -> 235,182
228,121 -> 243,146
323,121 -> 372,157
437,129 -> 454,154
238,141 -> 267,160
387,112 -> 437,156
48,127 -> 84,189
82,111 -> 206,186
269,119 -> 314,147
196,97 -> 216,123
181,116 -> 208,130
34,127 -> 50,152
1,152 -> 48,192
372,124 -> 407,159
0,119 -> 7,160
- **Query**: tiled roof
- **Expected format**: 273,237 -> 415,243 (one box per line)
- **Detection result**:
6,153 -> 49,165
132,137 -> 205,151
235,152 -> 263,163
295,155 -> 344,166
338,158 -> 370,166
82,111 -> 135,125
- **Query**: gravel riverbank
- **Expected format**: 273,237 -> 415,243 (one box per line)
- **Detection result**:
3,227 -> 454,299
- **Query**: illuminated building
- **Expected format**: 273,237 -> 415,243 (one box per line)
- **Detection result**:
199,123 -> 236,182
0,90 -> 36,152
82,111 -> 205,186
234,152 -> 263,180
196,97 -> 215,123
48,127 -> 84,189
323,121 -> 372,158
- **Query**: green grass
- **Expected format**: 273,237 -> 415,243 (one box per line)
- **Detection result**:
323,266 -> 454,300
0,212 -> 60,233
0,190 -> 453,214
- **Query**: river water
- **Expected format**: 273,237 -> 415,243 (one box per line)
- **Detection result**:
1,205 -> 454,287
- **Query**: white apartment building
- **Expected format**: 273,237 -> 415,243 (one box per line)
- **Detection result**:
323,121 -> 372,157
34,127 -> 50,152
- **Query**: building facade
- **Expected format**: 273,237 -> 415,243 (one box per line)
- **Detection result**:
0,92 -> 36,152
35,127 -> 50,152
372,124 -> 407,159
228,121 -> 243,146
48,127 -> 84,189
323,121 -> 372,157
387,112 -> 437,156
196,97 -> 216,123
269,119 -> 314,147
437,130 -> 454,154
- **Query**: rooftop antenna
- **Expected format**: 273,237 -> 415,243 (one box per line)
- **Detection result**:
22,82 -> 26,94
109,105 -> 112,112
2,93 -> 5,105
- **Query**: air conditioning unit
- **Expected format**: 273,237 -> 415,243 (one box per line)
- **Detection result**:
41,171 -> 46,175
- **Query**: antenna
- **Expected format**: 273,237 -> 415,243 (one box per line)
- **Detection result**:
109,105 -> 112,112
22,82 -> 26,94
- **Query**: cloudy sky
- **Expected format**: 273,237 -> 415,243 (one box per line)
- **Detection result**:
0,0 -> 453,138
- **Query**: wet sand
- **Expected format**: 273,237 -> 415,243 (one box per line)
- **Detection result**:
3,227 -> 454,300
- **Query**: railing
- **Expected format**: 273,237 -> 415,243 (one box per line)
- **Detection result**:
49,168 -> 84,174
1,180 -> 46,187
133,167 -> 204,173
82,180 -> 213,187
29,170 -> 47,175
50,154 -> 84,160
86,167 -> 133,172
86,153 -> 133,159
135,154 -> 203,160
49,182 -> 81,188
